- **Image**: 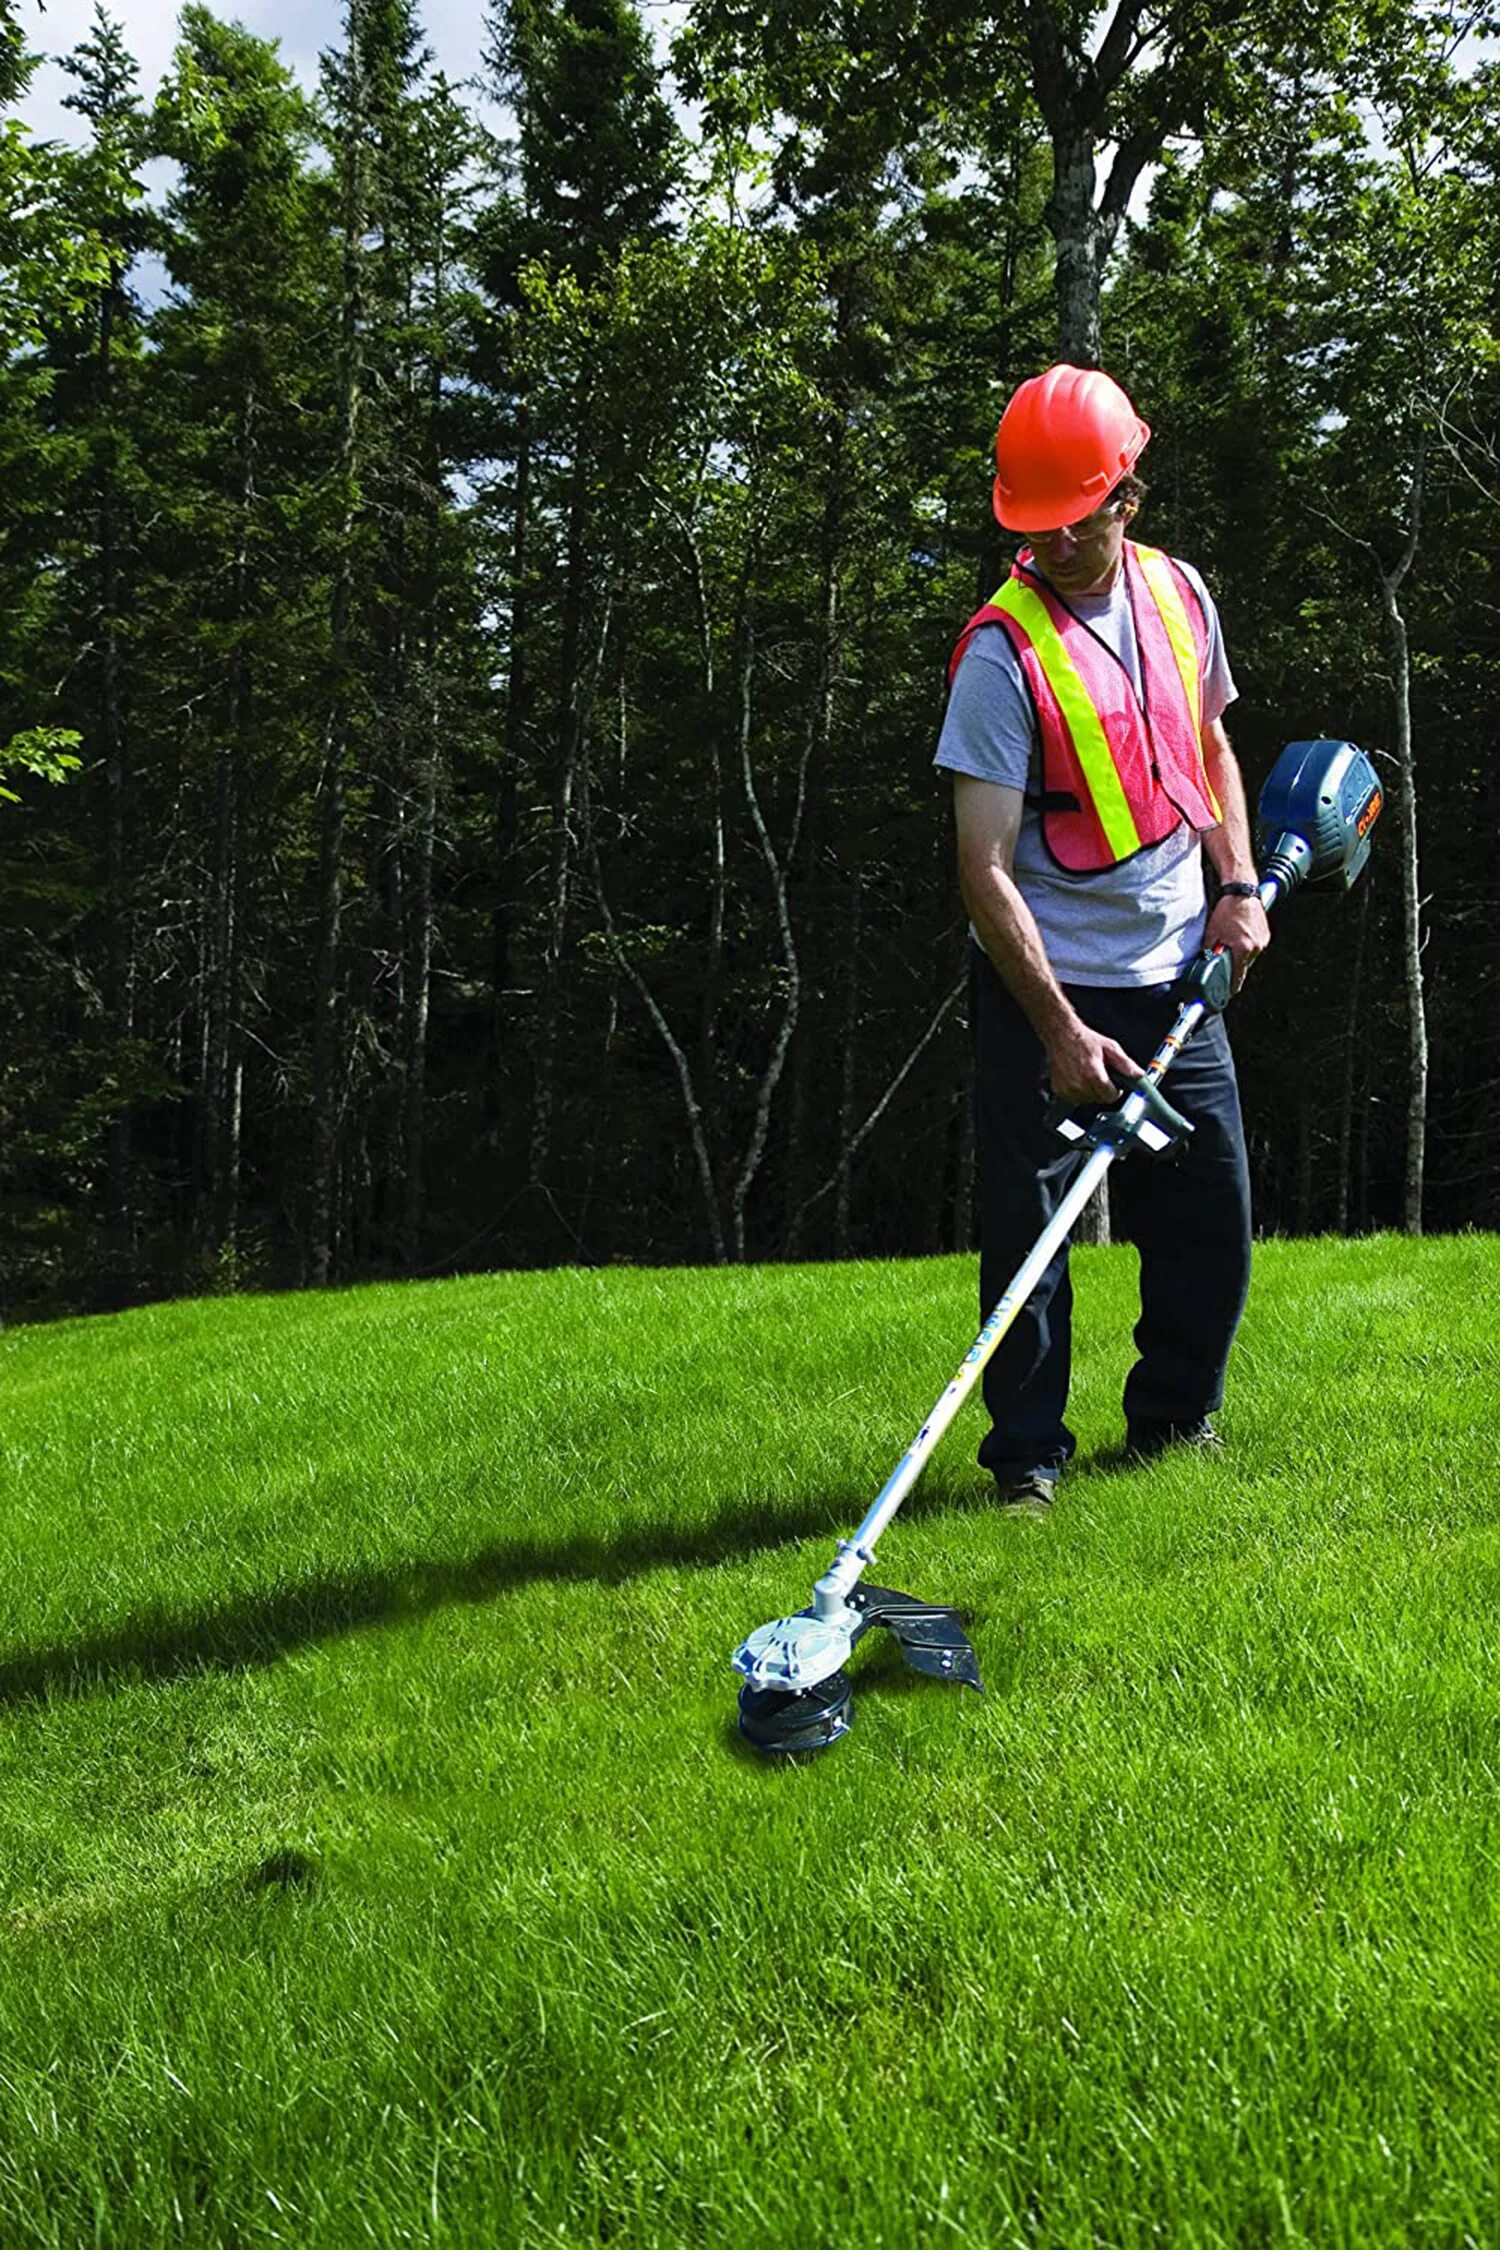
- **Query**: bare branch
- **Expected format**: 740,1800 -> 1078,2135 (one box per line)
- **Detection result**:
784,970 -> 968,1239
579,763 -> 726,1264
1424,383 -> 1500,508
1302,495 -> 1385,575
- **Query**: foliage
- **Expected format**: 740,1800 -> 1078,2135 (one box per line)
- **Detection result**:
0,0 -> 116,353
0,725 -> 82,799
0,0 -> 1496,1313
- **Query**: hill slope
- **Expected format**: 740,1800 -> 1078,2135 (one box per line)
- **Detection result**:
2,1236 -> 1497,2246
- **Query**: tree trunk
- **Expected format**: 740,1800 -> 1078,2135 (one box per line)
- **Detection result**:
97,254 -> 135,1287
309,707 -> 347,1286
1379,435 -> 1427,1236
490,394 -> 530,1110
1020,0 -> 1156,371
681,515 -> 724,1098
1046,122 -> 1102,366
402,728 -> 438,1264
1074,1175 -> 1111,1245
1294,1078 -> 1314,1234
529,440 -> 589,1186
951,1078 -> 975,1253
580,755 -> 727,1264
833,872 -> 862,1257
402,211 -> 449,1270
205,722 -> 240,1246
1384,579 -> 1427,1234
206,384 -> 256,1260
730,483 -> 833,1261
1335,877 -> 1371,1235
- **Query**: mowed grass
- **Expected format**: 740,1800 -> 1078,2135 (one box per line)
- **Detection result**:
1,1235 -> 1497,2248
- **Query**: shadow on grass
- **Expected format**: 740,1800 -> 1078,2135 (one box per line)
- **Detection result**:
0,1490 -> 938,1708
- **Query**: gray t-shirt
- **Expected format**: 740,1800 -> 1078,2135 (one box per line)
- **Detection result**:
934,557 -> 1237,986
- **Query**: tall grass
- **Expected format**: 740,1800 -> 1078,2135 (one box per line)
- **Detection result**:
1,1235 -> 1497,2245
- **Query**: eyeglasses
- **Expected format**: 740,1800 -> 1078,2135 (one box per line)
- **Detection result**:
1031,492 -> 1129,545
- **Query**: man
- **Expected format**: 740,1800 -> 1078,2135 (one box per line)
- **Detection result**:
933,363 -> 1271,1507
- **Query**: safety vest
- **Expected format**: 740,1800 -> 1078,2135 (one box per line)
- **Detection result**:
948,541 -> 1222,873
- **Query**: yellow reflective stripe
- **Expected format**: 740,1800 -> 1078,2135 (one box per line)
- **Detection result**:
993,579 -> 1142,859
1132,544 -> 1222,819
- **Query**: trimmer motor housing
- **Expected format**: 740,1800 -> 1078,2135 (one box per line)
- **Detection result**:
1257,739 -> 1383,897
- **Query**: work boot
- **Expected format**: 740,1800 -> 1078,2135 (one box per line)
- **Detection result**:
995,1470 -> 1058,1510
1125,1416 -> 1224,1460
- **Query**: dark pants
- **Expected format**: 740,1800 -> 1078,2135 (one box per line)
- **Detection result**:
969,942 -> 1252,1483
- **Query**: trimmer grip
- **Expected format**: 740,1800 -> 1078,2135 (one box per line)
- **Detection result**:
1180,944 -> 1234,1013
1119,1072 -> 1194,1147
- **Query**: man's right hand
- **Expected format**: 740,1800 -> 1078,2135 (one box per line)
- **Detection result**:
1044,1019 -> 1144,1106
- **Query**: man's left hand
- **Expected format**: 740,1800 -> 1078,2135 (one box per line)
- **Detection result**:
1205,892 -> 1272,993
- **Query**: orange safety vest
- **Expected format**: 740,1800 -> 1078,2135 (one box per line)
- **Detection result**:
948,541 -> 1223,874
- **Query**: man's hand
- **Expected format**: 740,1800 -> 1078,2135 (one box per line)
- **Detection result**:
1204,893 -> 1272,993
1044,1018 -> 1144,1105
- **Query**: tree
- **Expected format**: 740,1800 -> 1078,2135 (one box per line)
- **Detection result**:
151,8 -> 327,1265
994,0 -> 1363,365
0,0 -> 110,353
476,0 -> 680,1204
50,5 -> 151,1287
1293,8 -> 1496,1234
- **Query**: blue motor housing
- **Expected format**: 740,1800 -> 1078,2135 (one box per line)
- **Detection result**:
1256,739 -> 1383,898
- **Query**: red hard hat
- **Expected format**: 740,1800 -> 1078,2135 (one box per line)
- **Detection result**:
992,363 -> 1151,532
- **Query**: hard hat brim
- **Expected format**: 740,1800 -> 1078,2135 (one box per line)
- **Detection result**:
992,473 -> 1113,532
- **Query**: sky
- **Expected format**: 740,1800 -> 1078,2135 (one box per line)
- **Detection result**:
18,1 -> 1494,205
12,0 -> 681,307
16,0 -> 547,144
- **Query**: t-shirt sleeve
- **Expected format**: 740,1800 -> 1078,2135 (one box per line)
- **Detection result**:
1178,561 -> 1237,724
932,628 -> 1035,792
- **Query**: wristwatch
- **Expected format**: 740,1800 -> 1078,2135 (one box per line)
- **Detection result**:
1216,880 -> 1260,899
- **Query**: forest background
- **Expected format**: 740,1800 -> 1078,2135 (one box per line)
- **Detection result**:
0,0 -> 1495,1319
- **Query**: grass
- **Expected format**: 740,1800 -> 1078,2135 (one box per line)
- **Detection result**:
1,1234 -> 1498,2247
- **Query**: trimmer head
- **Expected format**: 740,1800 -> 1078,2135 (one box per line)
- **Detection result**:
732,1585 -> 981,1756
737,1670 -> 854,1755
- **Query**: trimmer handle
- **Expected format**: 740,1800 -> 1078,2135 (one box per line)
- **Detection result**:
1047,1067 -> 1194,1159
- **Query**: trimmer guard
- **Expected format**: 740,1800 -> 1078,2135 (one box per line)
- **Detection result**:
847,1584 -> 984,1690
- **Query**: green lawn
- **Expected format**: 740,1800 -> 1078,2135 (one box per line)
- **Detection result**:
2,1235 -> 1498,2247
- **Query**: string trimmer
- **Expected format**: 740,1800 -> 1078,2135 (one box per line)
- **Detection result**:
733,737 -> 1383,1755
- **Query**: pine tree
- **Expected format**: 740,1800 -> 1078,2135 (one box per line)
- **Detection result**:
51,5 -> 151,1292
150,8 -> 327,1268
